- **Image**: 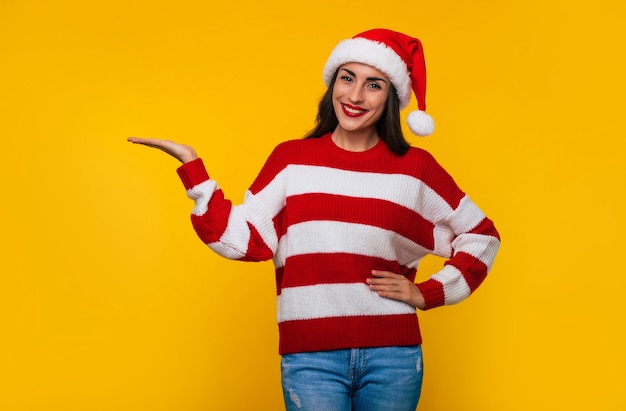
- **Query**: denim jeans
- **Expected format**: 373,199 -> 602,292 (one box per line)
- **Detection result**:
281,345 -> 423,411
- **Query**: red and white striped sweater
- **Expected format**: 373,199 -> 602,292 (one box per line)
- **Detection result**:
176,133 -> 500,354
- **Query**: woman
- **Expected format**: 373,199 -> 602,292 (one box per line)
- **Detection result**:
129,28 -> 500,411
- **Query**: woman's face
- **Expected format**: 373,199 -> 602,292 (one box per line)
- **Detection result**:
332,62 -> 391,136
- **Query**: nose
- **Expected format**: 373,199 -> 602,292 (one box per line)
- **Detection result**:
348,85 -> 364,103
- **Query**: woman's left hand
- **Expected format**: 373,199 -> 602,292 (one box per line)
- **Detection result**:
367,270 -> 426,309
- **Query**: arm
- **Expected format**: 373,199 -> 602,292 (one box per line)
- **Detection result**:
128,137 -> 282,262
415,154 -> 501,310
177,158 -> 279,262
370,202 -> 500,311
368,152 -> 500,311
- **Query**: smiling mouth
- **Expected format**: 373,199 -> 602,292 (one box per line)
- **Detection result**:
342,104 -> 368,117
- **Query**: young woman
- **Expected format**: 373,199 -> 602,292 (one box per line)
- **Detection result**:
129,28 -> 500,411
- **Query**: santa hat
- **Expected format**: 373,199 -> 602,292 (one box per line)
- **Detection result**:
322,28 -> 434,136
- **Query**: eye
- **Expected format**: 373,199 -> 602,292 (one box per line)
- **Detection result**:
340,75 -> 353,82
368,82 -> 382,90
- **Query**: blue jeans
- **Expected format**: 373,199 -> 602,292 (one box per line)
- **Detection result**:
281,345 -> 423,411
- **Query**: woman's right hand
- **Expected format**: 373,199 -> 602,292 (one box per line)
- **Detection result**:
127,137 -> 198,164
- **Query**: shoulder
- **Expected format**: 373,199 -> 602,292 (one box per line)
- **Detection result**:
403,146 -> 465,205
382,145 -> 441,176
403,145 -> 438,164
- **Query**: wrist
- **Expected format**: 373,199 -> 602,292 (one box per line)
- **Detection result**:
413,284 -> 426,310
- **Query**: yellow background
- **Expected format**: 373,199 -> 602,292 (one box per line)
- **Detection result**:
1,0 -> 625,410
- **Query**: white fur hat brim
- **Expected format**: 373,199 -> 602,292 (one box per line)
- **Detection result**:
322,37 -> 412,109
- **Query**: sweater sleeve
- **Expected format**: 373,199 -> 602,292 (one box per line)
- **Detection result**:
176,153 -> 285,262
414,153 -> 501,310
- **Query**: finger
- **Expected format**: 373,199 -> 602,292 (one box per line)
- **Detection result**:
371,270 -> 401,279
376,289 -> 404,301
128,138 -> 175,154
127,136 -> 152,143
367,277 -> 386,286
368,280 -> 399,291
128,136 -> 173,145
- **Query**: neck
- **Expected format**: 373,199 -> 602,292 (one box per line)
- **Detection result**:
331,128 -> 379,152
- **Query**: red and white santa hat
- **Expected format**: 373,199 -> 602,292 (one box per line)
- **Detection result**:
323,28 -> 434,136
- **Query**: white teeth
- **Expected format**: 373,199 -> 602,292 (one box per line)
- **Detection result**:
344,105 -> 366,115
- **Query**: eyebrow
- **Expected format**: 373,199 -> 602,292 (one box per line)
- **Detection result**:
340,68 -> 388,84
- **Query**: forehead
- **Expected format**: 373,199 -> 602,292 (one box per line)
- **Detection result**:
339,62 -> 390,81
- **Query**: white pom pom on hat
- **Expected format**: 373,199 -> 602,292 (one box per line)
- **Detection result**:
407,110 -> 434,136
323,28 -> 434,137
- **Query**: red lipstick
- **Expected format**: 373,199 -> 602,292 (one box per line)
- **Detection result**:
341,103 -> 368,118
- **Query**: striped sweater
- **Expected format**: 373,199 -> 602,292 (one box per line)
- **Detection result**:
176,133 -> 500,354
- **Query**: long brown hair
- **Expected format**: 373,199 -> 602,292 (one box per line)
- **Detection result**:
304,69 -> 410,155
